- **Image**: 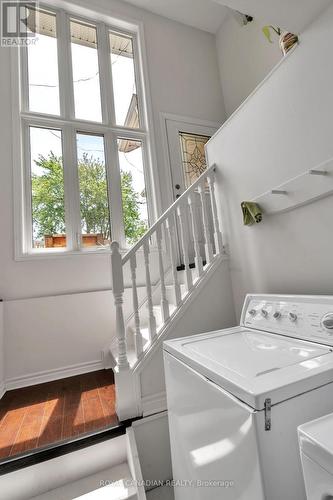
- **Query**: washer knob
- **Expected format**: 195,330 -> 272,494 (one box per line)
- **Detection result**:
322,313 -> 333,331
273,311 -> 281,319
261,309 -> 268,318
248,309 -> 256,316
289,312 -> 297,322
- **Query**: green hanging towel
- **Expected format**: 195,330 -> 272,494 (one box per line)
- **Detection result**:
241,201 -> 263,226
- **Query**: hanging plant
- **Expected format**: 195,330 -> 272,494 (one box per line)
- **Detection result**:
262,25 -> 282,43
262,25 -> 299,56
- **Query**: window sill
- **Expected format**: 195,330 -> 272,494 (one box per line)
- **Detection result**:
15,245 -> 160,261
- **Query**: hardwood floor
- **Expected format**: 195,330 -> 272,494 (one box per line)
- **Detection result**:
0,370 -> 118,461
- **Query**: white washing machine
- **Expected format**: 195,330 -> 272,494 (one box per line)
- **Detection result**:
163,294 -> 333,500
298,412 -> 333,499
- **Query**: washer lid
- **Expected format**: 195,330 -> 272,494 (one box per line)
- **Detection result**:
299,413 -> 333,476
163,327 -> 333,410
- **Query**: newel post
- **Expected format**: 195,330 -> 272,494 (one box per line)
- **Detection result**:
110,241 -> 129,370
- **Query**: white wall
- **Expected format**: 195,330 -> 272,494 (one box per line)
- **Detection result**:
0,0 -> 225,301
4,288 -> 142,386
0,302 -> 4,398
207,3 -> 333,316
216,12 -> 282,116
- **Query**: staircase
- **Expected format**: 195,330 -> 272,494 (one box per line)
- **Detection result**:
109,163 -> 225,420
0,432 -> 146,500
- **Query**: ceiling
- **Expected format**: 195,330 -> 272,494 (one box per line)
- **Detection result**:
121,0 -> 229,33
212,0 -> 333,33
122,0 -> 332,34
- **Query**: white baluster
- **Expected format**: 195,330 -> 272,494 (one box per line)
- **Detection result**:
207,171 -> 223,255
198,180 -> 213,265
143,240 -> 157,341
188,193 -> 203,277
156,225 -> 170,322
130,254 -> 143,358
165,216 -> 182,306
177,202 -> 193,292
110,241 -> 129,370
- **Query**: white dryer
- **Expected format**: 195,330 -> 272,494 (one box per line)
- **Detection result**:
163,294 -> 333,500
298,412 -> 333,499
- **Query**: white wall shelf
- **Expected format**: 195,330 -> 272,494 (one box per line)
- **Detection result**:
253,157 -> 333,214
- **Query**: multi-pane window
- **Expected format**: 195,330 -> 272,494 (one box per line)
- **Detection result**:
20,6 -> 151,254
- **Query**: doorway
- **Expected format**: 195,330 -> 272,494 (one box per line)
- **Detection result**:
165,118 -> 217,200
163,116 -> 219,267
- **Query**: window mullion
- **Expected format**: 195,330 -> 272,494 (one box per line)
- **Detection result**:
20,112 -> 148,137
57,10 -> 75,120
105,131 -> 125,247
132,33 -> 146,131
20,45 -> 29,113
140,136 -> 155,231
22,122 -> 33,253
97,22 -> 116,126
63,125 -> 81,251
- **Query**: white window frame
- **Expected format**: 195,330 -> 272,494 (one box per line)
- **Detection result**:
11,1 -> 159,260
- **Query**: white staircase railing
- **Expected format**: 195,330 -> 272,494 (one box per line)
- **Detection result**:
110,163 -> 224,371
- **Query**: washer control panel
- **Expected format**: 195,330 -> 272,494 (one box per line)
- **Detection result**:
241,294 -> 333,345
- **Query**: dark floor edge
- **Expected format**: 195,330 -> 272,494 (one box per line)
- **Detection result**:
0,417 -> 141,476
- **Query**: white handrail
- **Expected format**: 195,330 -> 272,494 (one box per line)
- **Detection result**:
110,162 -> 222,372
122,163 -> 216,265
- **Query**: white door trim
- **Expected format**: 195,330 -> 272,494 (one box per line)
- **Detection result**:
159,112 -> 221,211
160,112 -> 221,129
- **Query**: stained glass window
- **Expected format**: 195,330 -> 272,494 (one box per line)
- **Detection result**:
179,132 -> 210,188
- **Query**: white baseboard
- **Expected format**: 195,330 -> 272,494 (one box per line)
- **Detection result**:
142,392 -> 167,417
0,382 -> 5,399
5,359 -> 104,390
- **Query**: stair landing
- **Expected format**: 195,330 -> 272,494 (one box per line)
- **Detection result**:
0,370 -> 118,462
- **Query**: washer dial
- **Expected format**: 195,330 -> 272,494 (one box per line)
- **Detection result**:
289,312 -> 297,322
321,313 -> 333,331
